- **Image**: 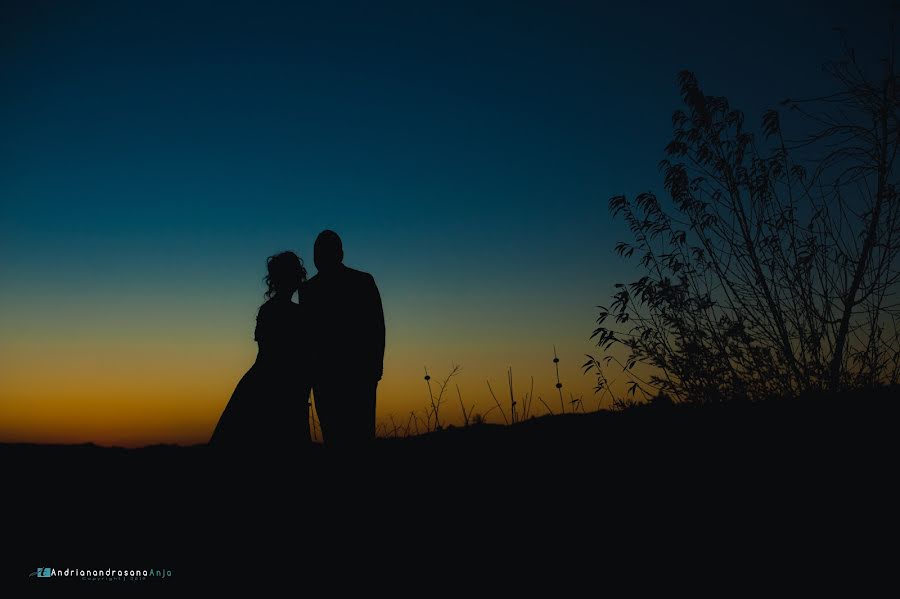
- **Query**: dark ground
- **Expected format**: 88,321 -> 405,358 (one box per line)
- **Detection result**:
3,390 -> 897,591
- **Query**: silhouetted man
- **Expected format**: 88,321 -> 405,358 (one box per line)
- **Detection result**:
303,230 -> 385,447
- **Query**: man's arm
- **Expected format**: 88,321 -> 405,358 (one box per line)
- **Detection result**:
368,274 -> 385,381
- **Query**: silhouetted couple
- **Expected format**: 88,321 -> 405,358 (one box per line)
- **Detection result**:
209,230 -> 385,453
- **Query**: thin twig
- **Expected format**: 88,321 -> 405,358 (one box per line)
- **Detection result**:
538,395 -> 555,416
456,384 -> 469,426
486,380 -> 509,425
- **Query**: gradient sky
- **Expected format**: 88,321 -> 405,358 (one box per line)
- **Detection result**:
0,1 -> 884,446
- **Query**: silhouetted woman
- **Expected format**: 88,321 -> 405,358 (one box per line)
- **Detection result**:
209,251 -> 311,453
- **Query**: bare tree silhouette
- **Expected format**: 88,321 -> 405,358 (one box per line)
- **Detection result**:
586,29 -> 900,402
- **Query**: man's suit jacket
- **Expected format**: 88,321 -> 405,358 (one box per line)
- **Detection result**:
301,265 -> 385,383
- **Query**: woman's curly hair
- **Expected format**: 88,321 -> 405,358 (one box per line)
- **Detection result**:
264,251 -> 307,299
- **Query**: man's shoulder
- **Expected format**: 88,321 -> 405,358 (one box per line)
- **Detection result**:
302,267 -> 375,293
302,275 -> 322,292
343,266 -> 374,282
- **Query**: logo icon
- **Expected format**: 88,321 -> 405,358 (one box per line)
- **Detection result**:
30,567 -> 52,578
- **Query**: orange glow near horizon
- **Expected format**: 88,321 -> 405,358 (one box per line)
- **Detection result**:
0,288 -> 606,448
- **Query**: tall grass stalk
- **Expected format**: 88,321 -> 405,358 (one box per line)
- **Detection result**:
554,346 -> 565,414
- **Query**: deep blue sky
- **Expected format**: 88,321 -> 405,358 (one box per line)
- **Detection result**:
0,0 -> 887,442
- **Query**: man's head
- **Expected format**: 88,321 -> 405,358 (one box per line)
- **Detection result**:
314,230 -> 344,273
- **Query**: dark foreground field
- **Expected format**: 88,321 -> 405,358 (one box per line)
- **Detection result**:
4,390 -> 897,590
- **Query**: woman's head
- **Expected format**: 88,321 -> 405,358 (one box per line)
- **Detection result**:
264,251 -> 307,299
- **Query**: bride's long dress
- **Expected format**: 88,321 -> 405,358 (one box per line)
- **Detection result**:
209,299 -> 310,451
